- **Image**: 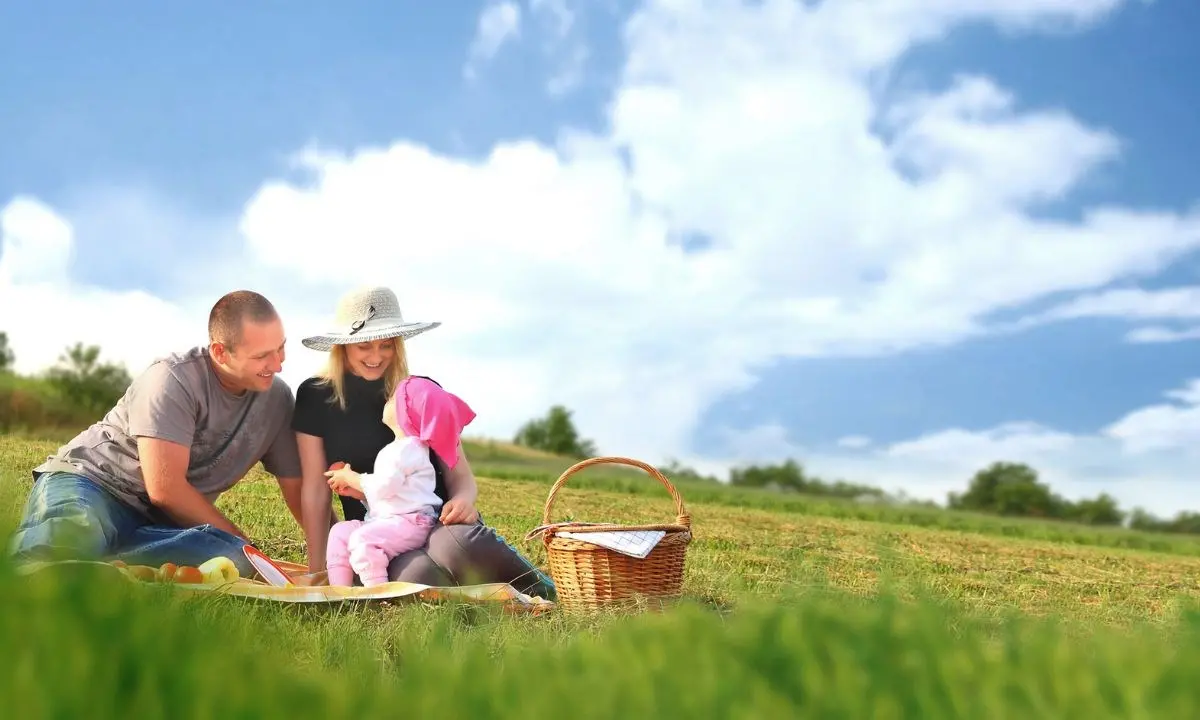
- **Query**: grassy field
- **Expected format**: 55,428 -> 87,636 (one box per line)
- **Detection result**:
4,433 -> 1200,716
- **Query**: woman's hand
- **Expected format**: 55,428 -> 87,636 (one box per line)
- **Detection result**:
440,443 -> 480,524
296,431 -> 335,574
439,495 -> 479,525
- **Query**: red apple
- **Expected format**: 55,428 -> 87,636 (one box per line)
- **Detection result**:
172,566 -> 204,584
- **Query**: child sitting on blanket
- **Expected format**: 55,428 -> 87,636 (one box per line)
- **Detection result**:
323,376 -> 476,587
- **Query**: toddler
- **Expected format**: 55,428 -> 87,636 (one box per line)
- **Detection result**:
323,375 -> 476,587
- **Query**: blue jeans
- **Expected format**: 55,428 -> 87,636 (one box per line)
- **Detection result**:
7,471 -> 255,577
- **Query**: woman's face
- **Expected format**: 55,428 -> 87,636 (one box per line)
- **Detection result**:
343,339 -> 396,381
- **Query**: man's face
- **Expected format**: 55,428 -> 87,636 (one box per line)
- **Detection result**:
213,317 -> 287,393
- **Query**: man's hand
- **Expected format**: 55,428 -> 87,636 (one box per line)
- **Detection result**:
297,433 -> 336,574
138,436 -> 246,539
275,476 -> 304,529
439,495 -> 479,525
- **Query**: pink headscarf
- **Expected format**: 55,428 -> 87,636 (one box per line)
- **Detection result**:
396,376 -> 476,469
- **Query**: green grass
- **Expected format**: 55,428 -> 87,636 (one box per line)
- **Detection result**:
5,433 -> 1200,716
8,559 -> 1200,718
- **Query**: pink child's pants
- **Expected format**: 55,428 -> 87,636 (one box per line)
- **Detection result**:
326,511 -> 437,586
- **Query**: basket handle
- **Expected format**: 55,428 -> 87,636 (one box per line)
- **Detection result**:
541,456 -> 691,530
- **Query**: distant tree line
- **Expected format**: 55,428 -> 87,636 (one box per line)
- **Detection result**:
511,400 -> 1199,536
947,460 -> 1200,535
513,405 -> 597,459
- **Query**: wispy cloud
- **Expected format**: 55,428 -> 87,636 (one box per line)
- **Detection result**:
530,0 -> 588,96
461,0 -> 591,95
1125,325 -> 1200,344
1009,285 -> 1200,343
463,1 -> 522,81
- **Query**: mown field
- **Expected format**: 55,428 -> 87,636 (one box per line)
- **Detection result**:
4,433 -> 1200,717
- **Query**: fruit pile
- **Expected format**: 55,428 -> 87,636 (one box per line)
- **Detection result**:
110,556 -> 241,585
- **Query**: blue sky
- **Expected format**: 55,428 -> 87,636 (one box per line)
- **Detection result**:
0,2 -> 609,210
3,1 -> 1200,512
701,0 -> 1200,450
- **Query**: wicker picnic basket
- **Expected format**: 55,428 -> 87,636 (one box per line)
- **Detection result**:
526,456 -> 693,613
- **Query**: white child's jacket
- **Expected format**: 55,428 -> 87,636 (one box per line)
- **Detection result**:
357,436 -> 443,521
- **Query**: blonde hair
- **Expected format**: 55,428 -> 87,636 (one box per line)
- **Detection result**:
316,337 -> 410,410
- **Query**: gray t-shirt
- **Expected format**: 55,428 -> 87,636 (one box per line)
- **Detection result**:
33,345 -> 303,521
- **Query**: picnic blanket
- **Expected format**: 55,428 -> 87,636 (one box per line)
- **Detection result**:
16,556 -> 555,614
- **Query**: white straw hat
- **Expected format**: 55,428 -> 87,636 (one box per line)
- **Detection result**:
301,286 -> 441,351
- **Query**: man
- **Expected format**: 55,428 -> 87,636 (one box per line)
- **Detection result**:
7,290 -> 304,578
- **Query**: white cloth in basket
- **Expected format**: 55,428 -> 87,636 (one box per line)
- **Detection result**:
556,529 -> 666,559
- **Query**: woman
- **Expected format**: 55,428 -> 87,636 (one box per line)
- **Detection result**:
291,285 -> 556,600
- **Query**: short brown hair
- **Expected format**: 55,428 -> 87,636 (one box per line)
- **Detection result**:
208,290 -> 278,351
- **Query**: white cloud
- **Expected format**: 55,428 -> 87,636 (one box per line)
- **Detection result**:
3,0 -> 1194,512
463,1 -> 523,80
461,0 -> 591,95
0,197 -> 198,376
1010,285 -> 1200,343
887,422 -> 1079,460
1103,379 -> 1200,454
546,42 -> 589,97
530,0 -> 575,38
884,74 -> 1121,206
528,0 -> 589,95
0,196 -> 73,285
1028,286 -> 1200,322
1125,325 -> 1200,344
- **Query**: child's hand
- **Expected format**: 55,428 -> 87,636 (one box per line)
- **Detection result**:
325,464 -> 364,494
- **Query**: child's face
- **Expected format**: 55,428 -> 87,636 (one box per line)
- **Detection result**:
382,397 -> 400,433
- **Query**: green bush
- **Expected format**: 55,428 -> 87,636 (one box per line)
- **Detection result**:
0,341 -> 131,434
42,343 -> 133,417
0,372 -> 92,433
513,405 -> 597,458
